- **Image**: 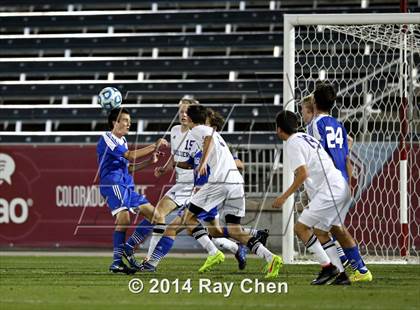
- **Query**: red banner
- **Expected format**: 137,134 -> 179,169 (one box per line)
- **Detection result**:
0,145 -> 173,248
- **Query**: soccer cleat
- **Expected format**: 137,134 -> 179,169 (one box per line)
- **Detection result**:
330,272 -> 351,285
311,264 -> 340,285
235,244 -> 247,270
350,270 -> 373,282
123,250 -> 143,270
264,255 -> 283,279
198,250 -> 225,273
256,229 -> 269,246
137,261 -> 157,273
109,262 -> 136,275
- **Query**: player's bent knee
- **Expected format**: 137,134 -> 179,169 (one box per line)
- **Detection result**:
138,203 -> 155,220
314,228 -> 330,243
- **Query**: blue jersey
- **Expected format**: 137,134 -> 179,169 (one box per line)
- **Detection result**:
309,115 -> 349,181
96,132 -> 134,187
187,150 -> 210,187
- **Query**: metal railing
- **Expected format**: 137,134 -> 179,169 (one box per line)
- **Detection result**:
235,144 -> 282,197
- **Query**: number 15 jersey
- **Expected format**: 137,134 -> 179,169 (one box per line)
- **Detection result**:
308,115 -> 349,181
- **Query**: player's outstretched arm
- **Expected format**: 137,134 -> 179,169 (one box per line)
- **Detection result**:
129,151 -> 163,173
198,135 -> 214,176
154,155 -> 175,177
272,165 -> 308,208
124,138 -> 168,161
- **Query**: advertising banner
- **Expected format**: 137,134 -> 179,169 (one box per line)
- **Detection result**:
0,145 -> 173,248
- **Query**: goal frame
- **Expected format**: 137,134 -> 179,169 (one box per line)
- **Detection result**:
282,13 -> 420,264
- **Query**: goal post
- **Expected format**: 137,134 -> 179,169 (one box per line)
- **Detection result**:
282,13 -> 420,263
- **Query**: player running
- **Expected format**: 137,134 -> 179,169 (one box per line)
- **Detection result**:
138,109 -> 269,272
300,94 -> 350,272
273,110 -> 351,285
178,105 -> 281,278
141,96 -> 199,260
308,82 -> 372,282
96,108 -> 168,274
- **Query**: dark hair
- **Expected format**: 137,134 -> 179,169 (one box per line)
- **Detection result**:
275,110 -> 298,135
108,108 -> 130,130
207,109 -> 225,132
187,105 -> 207,125
313,82 -> 336,112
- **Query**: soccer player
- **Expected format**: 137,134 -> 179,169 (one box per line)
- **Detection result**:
309,82 -> 372,282
140,109 -> 269,272
300,94 -> 349,268
273,110 -> 351,285
179,105 -> 282,278
97,108 -> 168,274
302,95 -> 315,128
144,96 -> 199,259
303,93 -> 353,148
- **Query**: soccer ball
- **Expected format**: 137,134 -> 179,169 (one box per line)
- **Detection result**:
98,87 -> 122,111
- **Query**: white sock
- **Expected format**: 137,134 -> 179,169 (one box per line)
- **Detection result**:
213,238 -> 239,254
255,244 -> 273,263
248,237 -> 273,263
335,241 -> 347,260
305,234 -> 331,267
322,239 -> 344,272
147,224 -> 165,258
196,235 -> 218,256
242,227 -> 258,237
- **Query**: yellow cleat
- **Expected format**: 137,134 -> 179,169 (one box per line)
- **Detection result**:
350,270 -> 373,282
198,250 -> 225,273
264,255 -> 283,279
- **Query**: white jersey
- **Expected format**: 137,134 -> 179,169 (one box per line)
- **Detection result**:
170,125 -> 194,183
190,125 -> 243,184
284,132 -> 344,200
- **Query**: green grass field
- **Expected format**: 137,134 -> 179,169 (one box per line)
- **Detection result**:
0,255 -> 419,310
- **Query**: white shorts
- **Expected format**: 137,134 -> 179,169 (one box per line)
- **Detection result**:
164,182 -> 194,207
298,183 -> 351,232
189,182 -> 245,218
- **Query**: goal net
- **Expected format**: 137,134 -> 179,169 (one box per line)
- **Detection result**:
282,13 -> 420,263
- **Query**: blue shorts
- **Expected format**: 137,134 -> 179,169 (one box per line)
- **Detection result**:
177,204 -> 218,223
100,184 -> 150,216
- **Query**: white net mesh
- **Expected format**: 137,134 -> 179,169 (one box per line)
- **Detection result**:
291,22 -> 419,261
325,24 -> 420,54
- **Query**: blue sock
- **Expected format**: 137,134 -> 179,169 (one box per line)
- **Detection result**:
149,236 -> 175,267
112,231 -> 126,264
223,227 -> 230,238
343,246 -> 368,273
125,219 -> 153,255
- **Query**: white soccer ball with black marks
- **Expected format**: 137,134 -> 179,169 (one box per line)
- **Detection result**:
98,87 -> 122,111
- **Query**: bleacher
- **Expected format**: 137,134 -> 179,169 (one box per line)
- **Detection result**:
0,0 -> 419,143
